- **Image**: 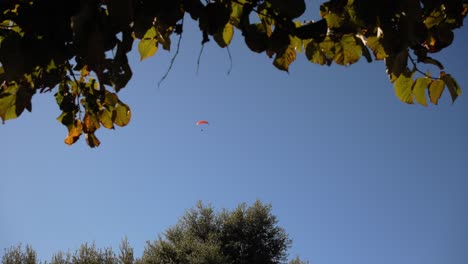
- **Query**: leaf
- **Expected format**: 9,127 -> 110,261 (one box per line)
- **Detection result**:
319,36 -> 336,62
320,3 -> 344,28
99,109 -> 114,129
15,82 -> 35,116
412,77 -> 432,106
113,102 -> 131,127
85,133 -> 101,148
440,72 -> 462,103
385,49 -> 409,82
305,40 -> 327,65
429,79 -> 445,105
420,56 -> 444,69
138,27 -> 158,61
366,36 -> 387,60
83,113 -> 100,133
64,120 -> 83,145
0,83 -> 18,123
138,38 -> 158,61
394,69 -> 414,104
243,23 -> 269,53
214,22 -> 234,48
273,46 -> 296,72
230,0 -> 246,27
334,34 -> 362,66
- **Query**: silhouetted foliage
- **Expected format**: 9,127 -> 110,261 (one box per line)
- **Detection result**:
1,201 -> 307,264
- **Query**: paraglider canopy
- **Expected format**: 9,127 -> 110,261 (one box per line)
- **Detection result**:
196,120 -> 209,125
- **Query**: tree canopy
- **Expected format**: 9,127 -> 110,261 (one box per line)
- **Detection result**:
0,0 -> 467,147
1,201 -> 306,264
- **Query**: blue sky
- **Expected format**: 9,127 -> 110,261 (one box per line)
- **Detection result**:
1,8 -> 468,264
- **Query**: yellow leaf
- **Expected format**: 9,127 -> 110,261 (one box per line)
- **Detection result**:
429,79 -> 445,105
366,36 -> 388,60
394,70 -> 414,104
138,27 -> 158,61
64,120 -> 83,145
214,22 -> 234,48
412,77 -> 432,106
83,113 -> 100,133
138,38 -> 158,61
334,34 -> 362,65
305,40 -> 327,65
273,46 -> 296,72
113,102 -> 131,127
0,82 -> 19,123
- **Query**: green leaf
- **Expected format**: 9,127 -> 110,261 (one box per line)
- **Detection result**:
334,34 -> 362,65
440,73 -> 462,103
230,0 -> 247,27
412,77 -> 432,106
214,22 -> 234,48
113,102 -> 131,127
319,36 -> 336,62
273,46 -> 296,72
320,3 -> 344,28
99,109 -> 114,129
305,40 -> 327,65
138,38 -> 158,61
394,69 -> 414,104
366,36 -> 387,60
429,79 -> 445,105
138,27 -> 158,61
0,83 -> 18,123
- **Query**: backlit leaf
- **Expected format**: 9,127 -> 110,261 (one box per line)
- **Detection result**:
412,77 -> 432,106
64,120 -> 83,145
366,36 -> 387,60
138,27 -> 158,61
394,69 -> 414,104
334,34 -> 362,65
138,38 -> 158,61
0,83 -> 18,123
273,46 -> 296,72
99,109 -> 114,129
83,113 -> 100,133
214,22 -> 234,48
440,73 -> 462,103
305,40 -> 327,65
429,79 -> 445,105
113,102 -> 131,127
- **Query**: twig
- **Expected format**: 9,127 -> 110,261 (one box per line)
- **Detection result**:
226,46 -> 233,75
408,53 -> 438,80
158,18 -> 184,88
196,43 -> 206,75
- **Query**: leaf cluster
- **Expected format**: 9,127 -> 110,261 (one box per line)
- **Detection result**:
0,0 -> 467,146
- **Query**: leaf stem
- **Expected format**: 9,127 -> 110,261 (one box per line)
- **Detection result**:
408,53 -> 438,80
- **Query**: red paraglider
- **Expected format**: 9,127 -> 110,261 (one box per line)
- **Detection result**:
196,120 -> 209,125
196,120 -> 209,131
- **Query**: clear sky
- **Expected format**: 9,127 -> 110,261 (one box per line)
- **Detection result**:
1,7 -> 468,264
